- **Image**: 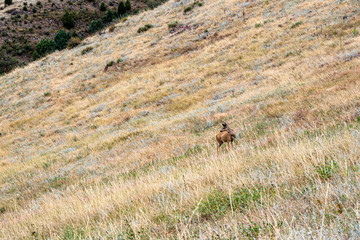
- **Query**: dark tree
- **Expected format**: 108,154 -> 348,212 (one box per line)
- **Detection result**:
4,0 -> 12,6
118,1 -> 126,16
54,30 -> 71,50
100,2 -> 107,11
61,11 -> 75,29
34,39 -> 56,58
125,0 -> 131,12
103,10 -> 114,23
89,19 -> 104,33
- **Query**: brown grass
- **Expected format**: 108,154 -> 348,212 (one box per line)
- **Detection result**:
1,0 -> 360,239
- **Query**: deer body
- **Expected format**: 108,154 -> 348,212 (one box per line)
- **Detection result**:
216,122 -> 236,153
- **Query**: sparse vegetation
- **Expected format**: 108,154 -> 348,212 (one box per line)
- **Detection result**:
168,20 -> 178,29
4,0 -> 12,6
290,21 -> 303,29
81,46 -> 93,55
89,19 -> 104,33
61,11 -> 75,29
137,24 -> 153,33
1,0 -> 360,239
54,30 -> 71,50
67,37 -> 81,48
183,1 -> 203,14
33,39 -> 56,59
100,2 -> 107,11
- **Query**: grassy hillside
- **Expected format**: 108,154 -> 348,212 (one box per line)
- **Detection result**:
1,0 -> 360,238
0,0 -> 166,74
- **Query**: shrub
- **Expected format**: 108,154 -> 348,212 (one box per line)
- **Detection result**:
32,50 -> 41,60
103,9 -> 114,23
118,1 -> 126,16
183,6 -> 192,13
62,11 -> 75,29
315,159 -> 339,180
108,25 -> 115,32
89,19 -> 104,33
100,2 -> 106,11
71,30 -> 78,37
125,0 -> 131,11
290,21 -> 303,29
67,37 -> 81,49
81,46 -> 93,55
168,21 -> 178,29
5,0 -> 12,6
54,30 -> 71,50
183,1 -> 203,13
147,0 -> 164,9
0,51 -> 18,74
137,24 -> 153,33
35,39 -> 56,57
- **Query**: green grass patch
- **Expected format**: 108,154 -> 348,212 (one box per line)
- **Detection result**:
315,158 -> 339,180
290,21 -> 303,29
197,185 -> 274,220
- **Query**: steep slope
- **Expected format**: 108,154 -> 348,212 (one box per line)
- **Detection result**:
0,0 -> 166,74
1,0 -> 360,238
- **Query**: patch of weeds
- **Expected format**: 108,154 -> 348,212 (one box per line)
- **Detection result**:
48,175 -> 67,189
108,24 -> 116,32
168,21 -> 178,29
352,28 -> 358,36
81,46 -> 93,55
197,185 -> 274,220
255,23 -> 262,28
253,121 -> 268,136
171,144 -> 202,163
315,158 -> 339,180
285,51 -> 294,57
106,60 -> 115,67
42,160 -> 53,169
290,21 -> 303,29
240,221 -> 280,239
67,37 -> 81,49
183,1 -> 203,14
44,91 -> 51,97
137,24 -> 153,33
0,206 -> 5,214
62,226 -> 85,240
198,189 -> 228,219
100,131 -> 142,150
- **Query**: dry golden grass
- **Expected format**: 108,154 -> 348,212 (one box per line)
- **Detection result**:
1,0 -> 360,238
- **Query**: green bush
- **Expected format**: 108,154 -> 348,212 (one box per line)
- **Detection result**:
125,0 -> 131,11
103,9 -> 114,23
5,0 -> 12,6
168,21 -> 178,29
61,11 -> 75,29
118,1 -> 126,16
146,0 -> 165,9
81,46 -> 93,55
100,2 -> 106,11
89,19 -> 104,33
0,50 -> 18,74
315,159 -> 339,180
290,21 -> 303,29
183,1 -> 203,13
54,30 -> 71,50
67,37 -> 81,49
137,24 -> 153,33
35,39 -> 56,58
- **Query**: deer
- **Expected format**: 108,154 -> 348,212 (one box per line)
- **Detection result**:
216,122 -> 236,154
